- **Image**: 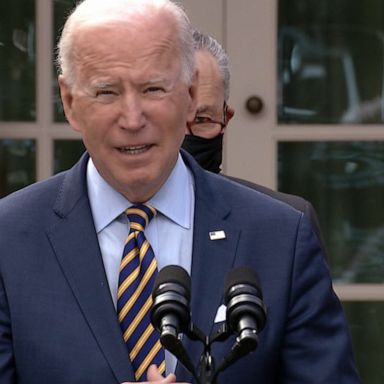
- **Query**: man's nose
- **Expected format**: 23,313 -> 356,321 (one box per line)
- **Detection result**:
118,93 -> 145,130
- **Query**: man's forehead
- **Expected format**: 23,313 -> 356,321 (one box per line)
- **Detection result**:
72,25 -> 182,75
196,69 -> 225,113
75,21 -> 177,49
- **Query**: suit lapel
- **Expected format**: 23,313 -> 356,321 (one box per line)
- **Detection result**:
46,155 -> 134,382
176,152 -> 240,381
190,196 -> 239,336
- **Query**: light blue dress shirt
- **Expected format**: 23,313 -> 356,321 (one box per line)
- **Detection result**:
87,154 -> 195,375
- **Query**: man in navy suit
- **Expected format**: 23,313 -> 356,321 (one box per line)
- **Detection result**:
0,0 -> 360,383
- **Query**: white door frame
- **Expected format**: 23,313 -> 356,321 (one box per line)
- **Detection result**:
179,0 -> 384,300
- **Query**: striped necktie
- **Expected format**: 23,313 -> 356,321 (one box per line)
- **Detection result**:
117,204 -> 165,381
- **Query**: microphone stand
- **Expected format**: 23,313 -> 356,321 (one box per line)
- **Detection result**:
178,320 -> 259,384
184,322 -> 233,384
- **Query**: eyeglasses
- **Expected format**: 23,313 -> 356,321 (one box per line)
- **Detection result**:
187,103 -> 228,139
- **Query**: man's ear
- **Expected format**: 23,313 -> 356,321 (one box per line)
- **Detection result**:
186,69 -> 199,123
226,104 -> 235,122
58,75 -> 80,132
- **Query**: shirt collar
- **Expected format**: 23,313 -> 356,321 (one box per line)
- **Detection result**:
87,154 -> 193,233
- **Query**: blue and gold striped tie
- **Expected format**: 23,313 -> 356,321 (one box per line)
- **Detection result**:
117,204 -> 165,381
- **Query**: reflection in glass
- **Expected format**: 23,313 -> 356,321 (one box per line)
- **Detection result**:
278,141 -> 384,283
0,139 -> 36,197
0,0 -> 36,121
53,0 -> 76,122
343,301 -> 384,384
278,0 -> 384,124
54,140 -> 85,174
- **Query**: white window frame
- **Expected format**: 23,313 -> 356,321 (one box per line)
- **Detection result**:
0,0 -> 80,182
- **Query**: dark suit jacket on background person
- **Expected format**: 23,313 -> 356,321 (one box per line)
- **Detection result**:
227,175 -> 328,258
0,151 -> 360,383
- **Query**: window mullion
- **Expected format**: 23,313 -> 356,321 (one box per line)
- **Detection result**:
36,0 -> 54,180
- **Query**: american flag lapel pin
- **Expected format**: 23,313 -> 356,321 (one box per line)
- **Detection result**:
209,230 -> 226,240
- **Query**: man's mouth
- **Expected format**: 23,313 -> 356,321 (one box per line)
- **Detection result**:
118,145 -> 152,155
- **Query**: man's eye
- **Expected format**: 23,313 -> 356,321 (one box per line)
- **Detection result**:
96,90 -> 116,96
144,86 -> 165,93
194,116 -> 212,124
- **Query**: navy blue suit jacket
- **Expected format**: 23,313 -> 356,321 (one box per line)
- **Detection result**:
0,152 -> 360,383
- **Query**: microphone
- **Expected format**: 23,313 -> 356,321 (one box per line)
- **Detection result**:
214,266 -> 267,379
225,266 -> 267,349
151,265 -> 198,381
151,265 -> 191,340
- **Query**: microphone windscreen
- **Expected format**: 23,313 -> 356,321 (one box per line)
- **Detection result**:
154,265 -> 191,298
224,266 -> 262,299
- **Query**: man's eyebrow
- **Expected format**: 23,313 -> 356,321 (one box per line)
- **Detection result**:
93,81 -> 117,89
196,105 -> 215,114
143,77 -> 166,83
141,76 -> 174,87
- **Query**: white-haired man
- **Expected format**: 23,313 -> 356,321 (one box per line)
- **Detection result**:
0,1 -> 360,383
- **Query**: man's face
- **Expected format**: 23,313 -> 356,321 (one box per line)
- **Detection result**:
188,49 -> 227,137
59,16 -> 197,202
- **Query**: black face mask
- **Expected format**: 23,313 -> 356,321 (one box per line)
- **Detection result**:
181,134 -> 223,174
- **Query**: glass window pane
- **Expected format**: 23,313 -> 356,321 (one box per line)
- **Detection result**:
53,1 -> 75,122
0,139 -> 36,197
54,140 -> 85,174
343,301 -> 384,384
278,141 -> 384,283
278,0 -> 384,124
0,0 -> 36,121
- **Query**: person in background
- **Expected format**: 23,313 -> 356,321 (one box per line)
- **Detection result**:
182,30 -> 328,256
182,30 -> 234,174
0,1 -> 360,383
